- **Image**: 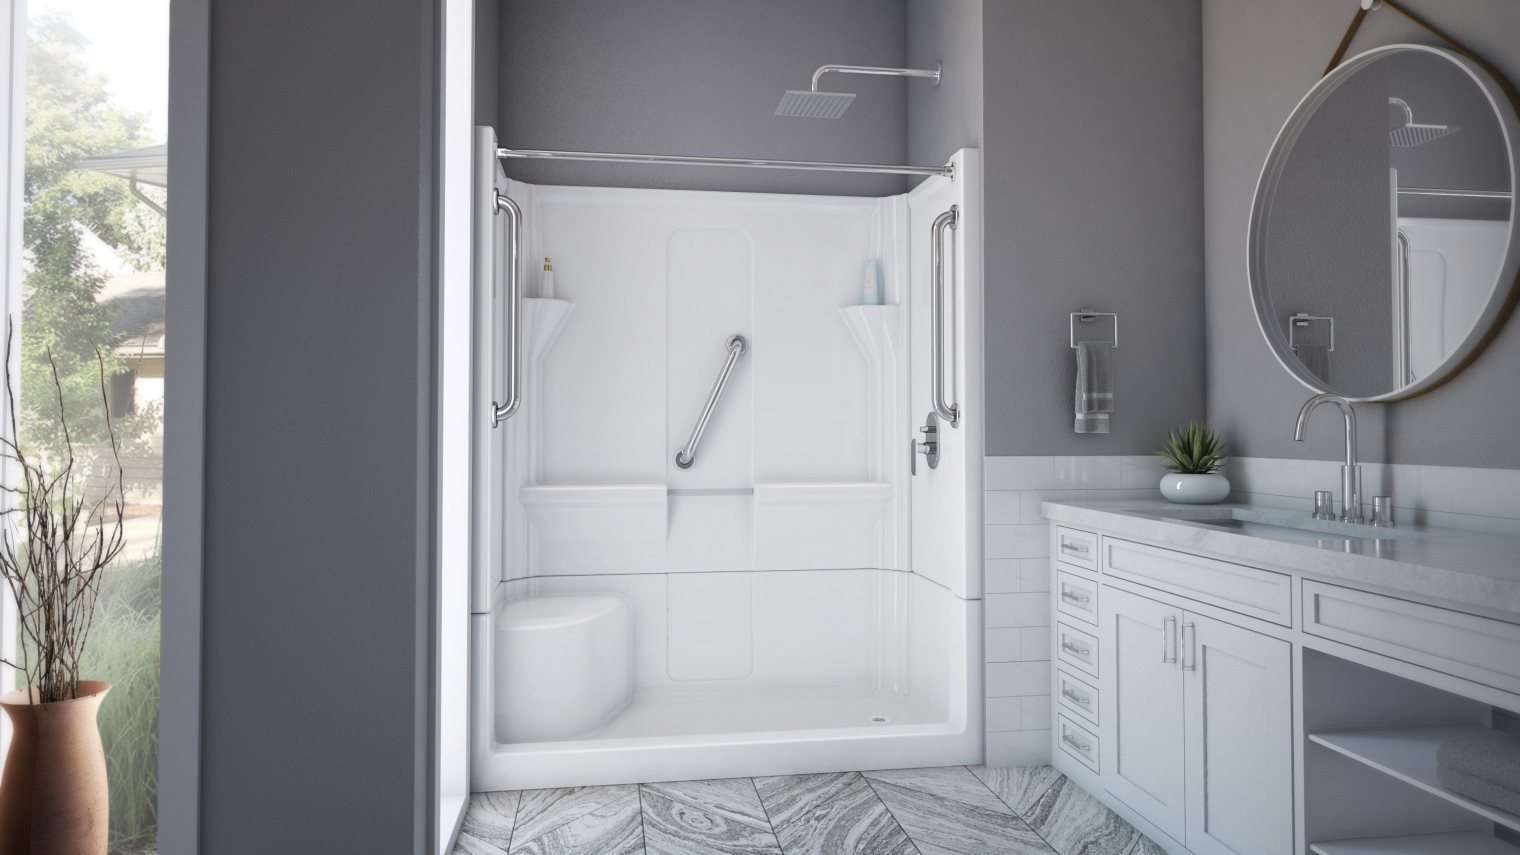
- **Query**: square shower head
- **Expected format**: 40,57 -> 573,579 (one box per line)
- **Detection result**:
775,90 -> 856,119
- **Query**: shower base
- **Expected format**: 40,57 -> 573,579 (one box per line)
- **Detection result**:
470,573 -> 981,792
578,685 -> 931,741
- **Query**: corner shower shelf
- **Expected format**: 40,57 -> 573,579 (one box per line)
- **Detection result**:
1309,830 -> 1520,854
1308,725 -> 1520,833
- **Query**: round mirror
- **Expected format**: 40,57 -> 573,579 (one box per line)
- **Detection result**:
1249,44 -> 1520,401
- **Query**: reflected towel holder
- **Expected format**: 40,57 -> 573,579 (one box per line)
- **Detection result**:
1288,313 -> 1335,352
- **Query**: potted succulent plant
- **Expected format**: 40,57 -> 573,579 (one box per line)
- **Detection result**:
1155,421 -> 1233,504
0,336 -> 124,855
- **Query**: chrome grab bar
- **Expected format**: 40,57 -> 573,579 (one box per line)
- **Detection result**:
491,191 -> 522,427
675,334 -> 748,469
931,206 -> 959,427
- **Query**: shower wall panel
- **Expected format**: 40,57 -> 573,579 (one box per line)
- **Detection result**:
508,184 -> 909,580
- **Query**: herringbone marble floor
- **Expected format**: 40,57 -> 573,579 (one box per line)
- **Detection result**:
453,765 -> 1165,855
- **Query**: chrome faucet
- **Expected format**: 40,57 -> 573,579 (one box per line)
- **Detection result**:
1293,393 -> 1364,524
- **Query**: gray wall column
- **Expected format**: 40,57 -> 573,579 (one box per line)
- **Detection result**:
981,0 -> 1206,456
198,0 -> 438,850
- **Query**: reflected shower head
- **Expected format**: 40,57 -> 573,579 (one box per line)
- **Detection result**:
1388,97 -> 1458,147
775,90 -> 857,118
775,63 -> 940,119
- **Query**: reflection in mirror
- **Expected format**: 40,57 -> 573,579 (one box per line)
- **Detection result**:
1253,46 -> 1517,400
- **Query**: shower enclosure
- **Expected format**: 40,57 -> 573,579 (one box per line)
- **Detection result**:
469,128 -> 984,791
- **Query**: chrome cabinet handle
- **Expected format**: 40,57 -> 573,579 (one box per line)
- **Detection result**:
1061,590 -> 1090,604
1062,733 -> 1091,752
1163,615 -> 1176,664
1182,621 -> 1196,671
931,206 -> 960,427
1061,542 -> 1089,554
1061,640 -> 1090,657
1061,687 -> 1090,707
491,192 -> 522,426
674,335 -> 748,469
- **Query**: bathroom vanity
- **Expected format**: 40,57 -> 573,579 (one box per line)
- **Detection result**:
1044,499 -> 1520,855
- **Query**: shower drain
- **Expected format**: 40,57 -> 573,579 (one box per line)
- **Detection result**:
867,716 -> 891,724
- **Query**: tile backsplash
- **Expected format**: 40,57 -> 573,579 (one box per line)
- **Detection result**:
1224,457 -> 1520,536
981,454 -> 1167,767
981,453 -> 1520,767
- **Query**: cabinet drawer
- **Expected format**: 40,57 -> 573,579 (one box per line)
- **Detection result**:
1057,570 -> 1099,626
1057,714 -> 1100,773
1102,536 -> 1292,626
1057,622 -> 1099,678
1057,669 -> 1099,726
1055,526 -> 1098,573
1303,580 -> 1520,695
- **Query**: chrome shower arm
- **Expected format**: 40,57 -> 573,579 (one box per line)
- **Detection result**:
811,63 -> 941,91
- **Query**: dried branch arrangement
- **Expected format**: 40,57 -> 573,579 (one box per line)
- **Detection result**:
0,326 -> 125,703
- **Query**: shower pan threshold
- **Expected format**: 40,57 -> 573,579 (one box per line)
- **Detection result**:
482,686 -> 973,791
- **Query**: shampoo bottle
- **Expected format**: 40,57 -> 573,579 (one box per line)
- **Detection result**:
862,261 -> 881,305
541,257 -> 555,299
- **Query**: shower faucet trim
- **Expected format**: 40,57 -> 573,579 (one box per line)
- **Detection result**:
1293,392 -> 1365,524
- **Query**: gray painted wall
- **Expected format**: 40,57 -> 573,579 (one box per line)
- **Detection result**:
1204,0 -> 1520,468
906,0 -> 983,170
496,0 -> 910,196
477,0 -> 499,127
199,0 -> 435,850
981,0 -> 1206,456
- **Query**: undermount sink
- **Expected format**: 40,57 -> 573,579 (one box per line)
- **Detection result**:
1123,506 -> 1420,545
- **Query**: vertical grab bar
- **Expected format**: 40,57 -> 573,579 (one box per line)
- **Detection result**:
674,334 -> 748,469
932,205 -> 960,427
491,191 -> 522,426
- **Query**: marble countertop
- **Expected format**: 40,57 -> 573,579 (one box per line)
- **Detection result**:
1041,499 -> 1520,617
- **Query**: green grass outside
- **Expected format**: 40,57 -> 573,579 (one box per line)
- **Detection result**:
79,550 -> 160,854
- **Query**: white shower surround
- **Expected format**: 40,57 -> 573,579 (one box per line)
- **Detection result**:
471,150 -> 983,791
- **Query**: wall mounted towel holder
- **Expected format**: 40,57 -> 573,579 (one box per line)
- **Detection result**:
1070,311 -> 1118,348
1288,313 -> 1335,351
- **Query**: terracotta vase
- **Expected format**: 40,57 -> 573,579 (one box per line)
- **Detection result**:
0,681 -> 111,855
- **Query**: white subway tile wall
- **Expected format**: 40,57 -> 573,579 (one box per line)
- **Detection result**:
981,455 -> 1166,767
982,453 -> 1520,767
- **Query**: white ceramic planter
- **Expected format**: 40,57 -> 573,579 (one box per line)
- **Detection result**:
1160,473 -> 1231,504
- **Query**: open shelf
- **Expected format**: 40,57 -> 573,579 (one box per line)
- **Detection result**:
1309,831 -> 1518,854
1309,726 -> 1520,833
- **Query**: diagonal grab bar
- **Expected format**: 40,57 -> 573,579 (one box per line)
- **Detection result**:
675,334 -> 747,469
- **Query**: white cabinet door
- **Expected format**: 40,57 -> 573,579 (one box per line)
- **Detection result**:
1101,586 -> 1187,843
1182,610 -> 1293,855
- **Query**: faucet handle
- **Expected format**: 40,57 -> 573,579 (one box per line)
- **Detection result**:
1371,496 -> 1395,528
1312,491 -> 1336,521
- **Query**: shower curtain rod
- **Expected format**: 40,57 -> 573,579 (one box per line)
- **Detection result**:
498,147 -> 954,178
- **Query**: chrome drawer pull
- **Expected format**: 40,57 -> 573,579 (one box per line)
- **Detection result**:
1061,543 -> 1090,554
1163,615 -> 1177,664
1061,687 -> 1090,707
1182,621 -> 1196,671
1061,590 -> 1090,604
1061,640 -> 1090,656
1062,733 -> 1091,752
